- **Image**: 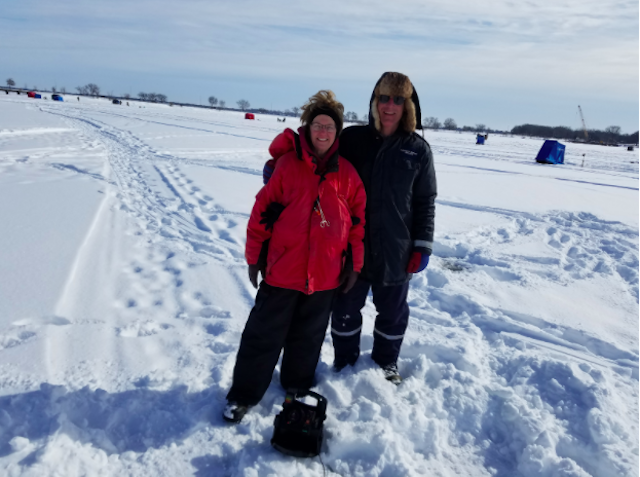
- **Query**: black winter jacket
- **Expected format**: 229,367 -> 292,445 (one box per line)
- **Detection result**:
339,124 -> 437,286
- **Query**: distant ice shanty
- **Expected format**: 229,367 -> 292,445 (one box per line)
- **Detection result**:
536,140 -> 566,164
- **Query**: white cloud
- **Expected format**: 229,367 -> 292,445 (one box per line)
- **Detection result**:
1,0 -> 637,130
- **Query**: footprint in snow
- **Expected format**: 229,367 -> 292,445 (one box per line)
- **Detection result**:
0,331 -> 37,350
200,306 -> 231,319
117,321 -> 172,337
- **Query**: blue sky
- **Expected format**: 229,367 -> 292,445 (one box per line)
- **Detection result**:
1,0 -> 638,132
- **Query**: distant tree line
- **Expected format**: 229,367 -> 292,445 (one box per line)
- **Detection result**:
76,83 -> 100,96
5,76 -> 637,141
139,92 -> 167,103
511,124 -> 639,145
423,117 -> 460,130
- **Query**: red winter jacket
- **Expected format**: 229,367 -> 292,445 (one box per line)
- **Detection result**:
246,127 -> 366,294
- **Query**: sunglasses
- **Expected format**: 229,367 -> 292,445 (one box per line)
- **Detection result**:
378,95 -> 406,106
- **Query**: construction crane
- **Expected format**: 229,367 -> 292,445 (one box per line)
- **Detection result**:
578,105 -> 588,141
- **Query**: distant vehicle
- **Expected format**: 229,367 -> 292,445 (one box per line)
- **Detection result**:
112,99 -> 122,105
52,94 -> 63,102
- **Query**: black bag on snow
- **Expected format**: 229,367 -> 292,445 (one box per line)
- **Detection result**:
271,389 -> 327,457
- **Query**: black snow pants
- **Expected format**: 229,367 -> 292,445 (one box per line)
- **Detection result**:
226,282 -> 336,406
330,278 -> 410,367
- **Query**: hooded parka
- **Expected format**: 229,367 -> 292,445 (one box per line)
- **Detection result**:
246,127 -> 366,294
338,74 -> 437,286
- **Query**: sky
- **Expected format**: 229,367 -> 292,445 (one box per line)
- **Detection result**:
1,0 -> 638,133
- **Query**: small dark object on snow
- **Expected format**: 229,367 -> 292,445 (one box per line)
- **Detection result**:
271,389 -> 327,458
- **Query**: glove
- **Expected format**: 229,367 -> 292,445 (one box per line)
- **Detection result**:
248,263 -> 266,288
248,240 -> 269,288
263,159 -> 276,184
406,247 -> 431,273
338,244 -> 358,293
340,270 -> 359,293
259,202 -> 285,231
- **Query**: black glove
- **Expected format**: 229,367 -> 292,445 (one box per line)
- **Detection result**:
248,264 -> 260,289
341,270 -> 359,294
259,202 -> 286,231
339,244 -> 358,293
248,240 -> 269,288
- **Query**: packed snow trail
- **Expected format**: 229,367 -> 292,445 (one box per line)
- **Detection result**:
0,96 -> 637,476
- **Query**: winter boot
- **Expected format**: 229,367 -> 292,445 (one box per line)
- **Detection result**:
381,362 -> 402,385
223,402 -> 251,423
333,355 -> 358,372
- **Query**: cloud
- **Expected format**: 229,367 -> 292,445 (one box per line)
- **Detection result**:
0,0 -> 637,130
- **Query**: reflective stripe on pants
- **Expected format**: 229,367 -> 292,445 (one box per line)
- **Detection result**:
331,279 -> 410,367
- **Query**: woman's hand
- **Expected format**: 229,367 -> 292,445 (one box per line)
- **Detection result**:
340,269 -> 359,294
248,264 -> 266,288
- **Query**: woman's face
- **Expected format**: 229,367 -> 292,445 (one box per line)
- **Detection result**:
309,114 -> 337,157
377,95 -> 405,135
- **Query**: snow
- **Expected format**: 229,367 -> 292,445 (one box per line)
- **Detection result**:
0,94 -> 637,477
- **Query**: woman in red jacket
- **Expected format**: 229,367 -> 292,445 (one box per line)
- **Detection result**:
224,91 -> 366,423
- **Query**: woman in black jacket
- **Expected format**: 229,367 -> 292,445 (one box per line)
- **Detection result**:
330,72 -> 437,384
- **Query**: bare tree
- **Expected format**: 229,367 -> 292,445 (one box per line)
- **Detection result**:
423,117 -> 441,129
76,85 -> 88,95
475,123 -> 486,132
52,87 -> 57,93
345,111 -> 358,122
138,92 -> 148,100
86,83 -> 100,96
6,78 -> 15,87
208,96 -> 218,107
219,100 -> 226,108
291,106 -> 300,117
443,118 -> 457,130
605,125 -> 621,136
123,93 -> 130,99
237,99 -> 250,110
60,87 -> 67,94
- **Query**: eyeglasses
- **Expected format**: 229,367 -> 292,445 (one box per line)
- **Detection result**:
310,123 -> 336,133
378,95 -> 406,106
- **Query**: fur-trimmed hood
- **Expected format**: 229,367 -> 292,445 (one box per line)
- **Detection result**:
368,72 -> 422,134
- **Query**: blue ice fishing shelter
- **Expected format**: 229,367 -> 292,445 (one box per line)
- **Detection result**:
52,94 -> 63,101
476,134 -> 485,145
535,140 -> 565,164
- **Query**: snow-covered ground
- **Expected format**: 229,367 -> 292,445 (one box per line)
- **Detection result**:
0,93 -> 637,477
